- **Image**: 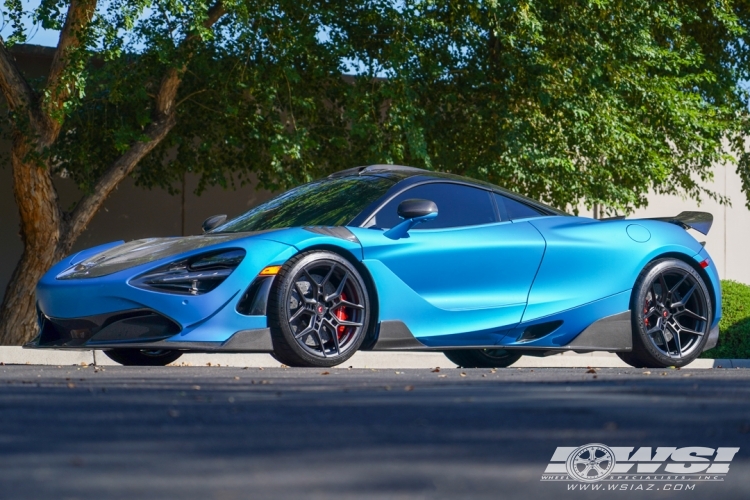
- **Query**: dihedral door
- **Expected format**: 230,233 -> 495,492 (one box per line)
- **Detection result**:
350,181 -> 547,341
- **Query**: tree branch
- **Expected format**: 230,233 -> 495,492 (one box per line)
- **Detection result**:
155,1 -> 226,118
0,40 -> 36,113
61,114 -> 177,251
203,2 -> 227,31
61,1 -> 227,250
47,0 -> 98,94
41,0 -> 98,143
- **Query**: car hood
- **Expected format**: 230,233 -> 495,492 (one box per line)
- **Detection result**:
56,233 -> 258,279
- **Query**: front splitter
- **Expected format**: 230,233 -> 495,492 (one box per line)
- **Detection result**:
25,328 -> 274,353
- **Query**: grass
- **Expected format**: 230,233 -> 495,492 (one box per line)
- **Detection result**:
701,280 -> 750,359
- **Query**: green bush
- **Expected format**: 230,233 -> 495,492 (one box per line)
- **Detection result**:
701,280 -> 750,359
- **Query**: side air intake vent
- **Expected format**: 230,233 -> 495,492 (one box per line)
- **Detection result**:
519,321 -> 563,342
236,276 -> 275,316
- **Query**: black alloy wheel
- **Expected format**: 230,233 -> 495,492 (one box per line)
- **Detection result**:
103,349 -> 183,366
618,258 -> 712,368
268,251 -> 370,367
443,348 -> 522,368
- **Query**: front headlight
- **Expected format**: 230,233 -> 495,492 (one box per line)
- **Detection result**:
129,249 -> 245,295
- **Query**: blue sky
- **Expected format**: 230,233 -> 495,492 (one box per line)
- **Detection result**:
1,3 -> 384,77
1,0 -> 59,46
16,26 -> 57,46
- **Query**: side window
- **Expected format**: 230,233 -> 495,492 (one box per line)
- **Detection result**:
495,193 -> 543,221
372,183 -> 496,229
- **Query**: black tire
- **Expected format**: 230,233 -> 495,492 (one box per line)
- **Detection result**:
623,258 -> 712,368
103,349 -> 183,366
615,351 -> 646,368
443,349 -> 522,368
268,251 -> 371,367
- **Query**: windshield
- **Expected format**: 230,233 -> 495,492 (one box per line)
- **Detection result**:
213,175 -> 396,233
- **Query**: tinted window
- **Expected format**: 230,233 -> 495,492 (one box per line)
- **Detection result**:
494,193 -> 543,220
372,183 -> 496,229
214,175 -> 395,232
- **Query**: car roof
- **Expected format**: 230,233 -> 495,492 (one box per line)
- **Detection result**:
330,164 -> 569,217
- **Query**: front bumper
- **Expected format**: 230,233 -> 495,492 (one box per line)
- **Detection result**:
34,307 -> 180,347
25,306 -> 273,352
33,237 -> 297,346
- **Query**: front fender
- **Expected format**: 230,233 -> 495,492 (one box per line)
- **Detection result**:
262,227 -> 364,261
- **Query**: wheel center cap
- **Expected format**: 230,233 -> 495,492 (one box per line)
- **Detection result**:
316,304 -> 327,316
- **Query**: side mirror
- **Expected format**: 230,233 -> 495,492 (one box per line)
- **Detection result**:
383,199 -> 438,240
202,214 -> 227,233
397,199 -> 438,220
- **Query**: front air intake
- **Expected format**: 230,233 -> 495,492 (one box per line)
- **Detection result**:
37,309 -> 181,347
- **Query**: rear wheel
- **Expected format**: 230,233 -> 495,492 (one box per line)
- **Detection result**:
623,259 -> 712,368
443,349 -> 522,368
268,251 -> 370,367
103,349 -> 182,366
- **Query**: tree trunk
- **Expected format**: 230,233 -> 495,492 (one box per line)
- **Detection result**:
0,113 -> 179,345
0,1 -> 225,345
0,250 -> 58,345
0,138 -> 63,345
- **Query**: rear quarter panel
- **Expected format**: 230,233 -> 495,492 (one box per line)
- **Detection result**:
523,216 -> 706,323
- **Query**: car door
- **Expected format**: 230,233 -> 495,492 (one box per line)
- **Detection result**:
349,182 -> 547,346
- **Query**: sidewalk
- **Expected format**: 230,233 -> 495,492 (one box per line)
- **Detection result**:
0,346 -> 747,369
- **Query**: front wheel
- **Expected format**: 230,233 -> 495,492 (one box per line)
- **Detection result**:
443,349 -> 522,368
103,349 -> 183,366
268,251 -> 371,367
615,351 -> 646,368
623,258 -> 712,368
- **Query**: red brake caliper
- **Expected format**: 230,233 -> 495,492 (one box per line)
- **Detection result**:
335,293 -> 348,338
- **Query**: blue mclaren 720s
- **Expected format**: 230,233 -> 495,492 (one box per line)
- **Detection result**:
29,165 -> 721,368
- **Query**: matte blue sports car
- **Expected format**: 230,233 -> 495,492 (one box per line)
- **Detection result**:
28,165 -> 721,368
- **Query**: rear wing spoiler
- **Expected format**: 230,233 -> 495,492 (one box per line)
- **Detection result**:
648,211 -> 713,235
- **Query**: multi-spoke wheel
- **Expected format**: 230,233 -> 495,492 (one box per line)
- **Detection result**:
268,251 -> 371,367
442,349 -> 522,368
619,259 -> 712,368
103,349 -> 182,366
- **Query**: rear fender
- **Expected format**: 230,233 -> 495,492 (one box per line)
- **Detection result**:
523,217 -> 703,323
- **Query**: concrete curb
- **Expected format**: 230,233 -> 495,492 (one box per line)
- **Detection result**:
0,346 -> 747,369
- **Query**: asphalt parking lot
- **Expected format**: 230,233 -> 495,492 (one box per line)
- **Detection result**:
1,365 -> 749,499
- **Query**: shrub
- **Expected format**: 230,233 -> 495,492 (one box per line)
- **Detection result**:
701,280 -> 750,359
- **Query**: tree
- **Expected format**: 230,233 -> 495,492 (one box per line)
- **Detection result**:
0,1 -> 226,344
383,1 -> 750,213
0,0 -> 402,344
2,0 -> 750,345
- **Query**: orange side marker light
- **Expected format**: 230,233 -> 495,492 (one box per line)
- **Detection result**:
259,265 -> 281,276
